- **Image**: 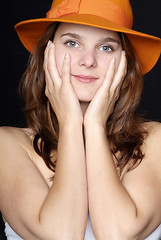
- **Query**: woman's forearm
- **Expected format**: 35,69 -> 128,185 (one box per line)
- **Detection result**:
85,124 -> 143,239
39,122 -> 88,239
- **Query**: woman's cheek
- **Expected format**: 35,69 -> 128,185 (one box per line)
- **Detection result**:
101,53 -> 121,76
99,57 -> 112,78
55,50 -> 66,76
55,48 -> 75,76
115,52 -> 122,71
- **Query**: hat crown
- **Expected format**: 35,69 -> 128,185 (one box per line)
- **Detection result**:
15,0 -> 161,74
47,0 -> 133,29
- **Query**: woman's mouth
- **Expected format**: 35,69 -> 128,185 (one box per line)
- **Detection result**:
72,75 -> 98,83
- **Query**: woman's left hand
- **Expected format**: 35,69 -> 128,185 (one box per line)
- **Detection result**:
84,51 -> 127,128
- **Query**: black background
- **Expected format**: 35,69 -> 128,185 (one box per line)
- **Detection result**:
0,0 -> 161,127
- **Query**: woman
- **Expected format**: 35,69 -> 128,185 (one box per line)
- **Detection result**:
0,0 -> 161,239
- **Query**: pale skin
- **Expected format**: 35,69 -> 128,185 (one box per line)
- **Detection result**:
0,23 -> 161,240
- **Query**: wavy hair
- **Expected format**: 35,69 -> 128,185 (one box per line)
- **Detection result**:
20,23 -> 148,177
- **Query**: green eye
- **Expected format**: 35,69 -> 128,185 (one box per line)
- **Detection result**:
99,45 -> 114,52
65,40 -> 79,48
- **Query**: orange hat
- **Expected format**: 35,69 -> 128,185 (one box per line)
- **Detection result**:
15,0 -> 161,74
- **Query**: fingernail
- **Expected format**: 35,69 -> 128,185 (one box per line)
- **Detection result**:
122,50 -> 126,56
47,40 -> 53,48
47,40 -> 50,46
112,57 -> 115,64
65,53 -> 69,59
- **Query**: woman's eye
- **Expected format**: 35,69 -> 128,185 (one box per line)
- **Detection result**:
99,45 -> 114,52
65,40 -> 79,48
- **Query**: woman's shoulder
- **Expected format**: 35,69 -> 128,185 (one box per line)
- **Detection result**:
0,126 -> 54,186
0,126 -> 34,164
143,121 -> 161,148
136,121 -> 161,179
0,126 -> 33,146
122,121 -> 161,228
0,125 -> 32,137
143,120 -> 161,135
123,121 -> 161,179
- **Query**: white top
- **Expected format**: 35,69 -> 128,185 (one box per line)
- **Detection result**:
4,216 -> 161,240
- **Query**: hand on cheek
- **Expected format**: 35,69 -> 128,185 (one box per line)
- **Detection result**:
84,51 -> 127,128
44,41 -> 83,127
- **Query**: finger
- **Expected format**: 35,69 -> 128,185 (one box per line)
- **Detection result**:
44,41 -> 54,90
43,41 -> 49,72
61,53 -> 71,86
111,50 -> 127,90
44,41 -> 51,76
47,41 -> 62,87
102,57 -> 115,89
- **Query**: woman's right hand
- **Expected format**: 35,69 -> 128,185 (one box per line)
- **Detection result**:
44,40 -> 83,128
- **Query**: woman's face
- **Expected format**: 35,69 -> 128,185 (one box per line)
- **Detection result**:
54,23 -> 123,102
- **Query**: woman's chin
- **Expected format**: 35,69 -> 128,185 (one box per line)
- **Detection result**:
77,95 -> 93,102
72,80 -> 100,102
76,90 -> 96,102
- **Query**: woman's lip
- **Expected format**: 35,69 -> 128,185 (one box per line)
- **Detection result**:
72,75 -> 98,83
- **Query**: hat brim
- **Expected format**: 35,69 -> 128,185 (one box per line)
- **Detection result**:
15,14 -> 161,74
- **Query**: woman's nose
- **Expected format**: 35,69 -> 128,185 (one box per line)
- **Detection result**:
78,50 -> 97,68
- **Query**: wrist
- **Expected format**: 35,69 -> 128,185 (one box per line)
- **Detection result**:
84,120 -> 106,131
84,122 -> 107,140
59,120 -> 83,133
58,115 -> 83,128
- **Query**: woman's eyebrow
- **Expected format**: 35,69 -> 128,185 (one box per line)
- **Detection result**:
60,33 -> 120,44
99,37 -> 120,44
61,33 -> 82,39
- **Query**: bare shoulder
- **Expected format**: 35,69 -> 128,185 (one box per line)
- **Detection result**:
123,121 -> 161,177
142,121 -> 161,163
143,121 -> 161,139
0,126 -> 33,146
0,126 -> 35,159
0,127 -> 52,238
0,126 -> 35,182
122,121 -> 161,231
0,126 -> 54,183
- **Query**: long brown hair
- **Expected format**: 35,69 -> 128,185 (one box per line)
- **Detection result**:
107,33 -> 148,176
20,23 -> 148,176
